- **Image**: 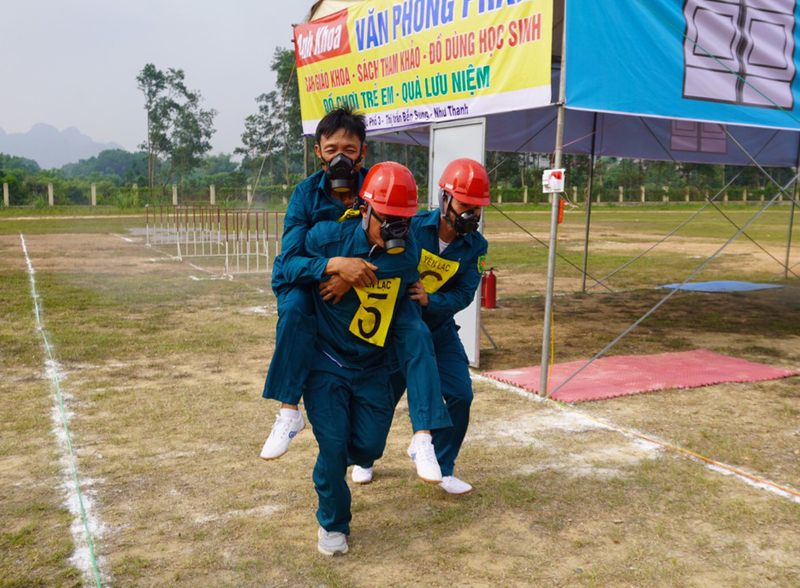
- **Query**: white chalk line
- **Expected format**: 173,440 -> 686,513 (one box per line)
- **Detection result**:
108,232 -> 134,243
20,234 -> 105,587
187,262 -> 211,274
188,275 -> 231,282
472,373 -> 800,505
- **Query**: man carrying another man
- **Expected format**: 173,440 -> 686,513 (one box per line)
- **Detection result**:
302,161 -> 445,555
258,106 -> 491,555
260,108 -> 449,486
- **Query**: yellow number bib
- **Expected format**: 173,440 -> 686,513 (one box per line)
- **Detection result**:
348,277 -> 401,347
418,249 -> 460,294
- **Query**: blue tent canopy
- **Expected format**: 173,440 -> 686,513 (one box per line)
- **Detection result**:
366,0 -> 800,168
372,67 -> 800,167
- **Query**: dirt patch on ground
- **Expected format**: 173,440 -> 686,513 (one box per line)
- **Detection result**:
2,222 -> 799,587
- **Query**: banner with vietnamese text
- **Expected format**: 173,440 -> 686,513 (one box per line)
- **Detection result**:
294,0 -> 553,135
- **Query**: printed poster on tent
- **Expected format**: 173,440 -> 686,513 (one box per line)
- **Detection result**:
566,0 -> 800,133
293,0 -> 553,135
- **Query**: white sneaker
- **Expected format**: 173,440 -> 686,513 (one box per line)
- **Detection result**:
351,465 -> 373,484
438,475 -> 473,495
318,527 -> 348,556
260,410 -> 305,460
407,433 -> 442,483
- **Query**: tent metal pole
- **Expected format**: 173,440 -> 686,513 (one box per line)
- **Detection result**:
581,112 -> 598,293
787,180 -> 798,279
786,139 -> 800,278
723,127 -> 800,280
539,25 -> 568,397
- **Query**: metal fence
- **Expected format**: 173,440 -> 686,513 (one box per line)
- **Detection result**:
145,205 -> 284,275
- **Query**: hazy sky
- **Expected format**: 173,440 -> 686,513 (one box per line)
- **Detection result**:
0,1 -> 309,155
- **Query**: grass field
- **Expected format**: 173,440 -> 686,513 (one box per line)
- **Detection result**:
0,203 -> 798,587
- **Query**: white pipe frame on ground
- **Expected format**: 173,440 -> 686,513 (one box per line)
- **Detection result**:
144,205 -> 283,275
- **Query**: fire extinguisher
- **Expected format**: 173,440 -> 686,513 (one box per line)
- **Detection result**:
481,268 -> 497,309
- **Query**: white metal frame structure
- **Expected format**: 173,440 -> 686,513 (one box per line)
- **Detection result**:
145,205 -> 283,275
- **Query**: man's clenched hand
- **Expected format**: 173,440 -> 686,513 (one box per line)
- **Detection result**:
326,257 -> 378,288
319,275 -> 352,304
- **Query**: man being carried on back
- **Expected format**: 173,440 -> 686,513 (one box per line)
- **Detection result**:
259,106 -> 376,456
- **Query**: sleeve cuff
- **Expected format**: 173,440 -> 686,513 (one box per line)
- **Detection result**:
313,257 -> 330,281
425,293 -> 446,314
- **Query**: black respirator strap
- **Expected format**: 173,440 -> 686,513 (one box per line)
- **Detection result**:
441,190 -> 480,236
321,150 -> 363,168
440,190 -> 457,232
361,205 -> 373,232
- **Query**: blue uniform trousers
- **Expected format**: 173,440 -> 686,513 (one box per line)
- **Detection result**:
304,364 -> 394,535
392,307 -> 453,433
261,285 -> 315,405
426,325 -> 473,477
363,323 -> 472,477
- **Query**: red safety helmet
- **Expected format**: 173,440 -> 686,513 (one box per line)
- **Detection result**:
360,162 -> 418,217
438,158 -> 491,207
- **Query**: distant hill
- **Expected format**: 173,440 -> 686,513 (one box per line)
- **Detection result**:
0,124 -> 124,169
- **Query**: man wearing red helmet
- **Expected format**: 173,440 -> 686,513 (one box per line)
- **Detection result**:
351,158 -> 490,494
301,162 -> 450,556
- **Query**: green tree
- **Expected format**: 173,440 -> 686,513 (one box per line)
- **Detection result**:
136,63 -> 216,195
198,154 -> 238,176
271,47 -> 303,181
170,102 -> 216,189
61,149 -> 147,179
0,153 -> 40,173
237,47 -> 305,185
236,91 -> 281,182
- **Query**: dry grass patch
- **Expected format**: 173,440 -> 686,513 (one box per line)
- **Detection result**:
2,216 -> 799,587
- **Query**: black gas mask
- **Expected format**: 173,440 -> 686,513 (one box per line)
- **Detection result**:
324,153 -> 361,193
362,207 -> 411,254
439,190 -> 481,236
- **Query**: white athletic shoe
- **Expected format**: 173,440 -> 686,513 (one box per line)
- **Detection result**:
260,410 -> 305,460
438,475 -> 473,495
351,465 -> 373,484
407,433 -> 442,483
318,527 -> 348,556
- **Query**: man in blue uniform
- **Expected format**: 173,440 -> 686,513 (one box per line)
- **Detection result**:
302,162 -> 449,556
350,158 -> 490,495
260,106 -> 378,460
260,109 -> 451,484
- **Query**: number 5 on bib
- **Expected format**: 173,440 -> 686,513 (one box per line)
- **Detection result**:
349,277 -> 401,347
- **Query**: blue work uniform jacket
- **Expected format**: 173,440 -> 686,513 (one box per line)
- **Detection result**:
304,219 -> 424,372
411,209 -> 488,332
271,168 -> 368,295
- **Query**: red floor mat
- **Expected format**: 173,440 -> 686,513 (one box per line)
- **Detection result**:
482,350 -> 800,403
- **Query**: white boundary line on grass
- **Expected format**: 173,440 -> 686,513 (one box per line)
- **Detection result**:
471,373 -> 800,505
20,234 -> 105,587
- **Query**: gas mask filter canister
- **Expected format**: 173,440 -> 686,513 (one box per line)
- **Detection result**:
325,153 -> 360,193
362,207 -> 411,254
